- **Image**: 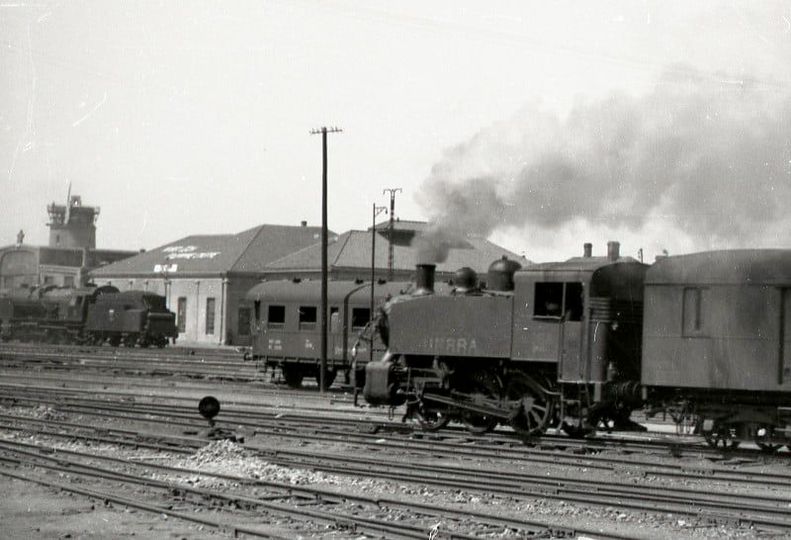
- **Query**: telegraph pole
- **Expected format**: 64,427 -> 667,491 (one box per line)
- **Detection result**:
382,188 -> 402,280
310,126 -> 342,393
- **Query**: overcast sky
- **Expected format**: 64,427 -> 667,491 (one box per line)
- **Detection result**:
2,1 -> 790,262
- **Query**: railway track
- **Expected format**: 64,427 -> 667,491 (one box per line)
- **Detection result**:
0,429 -> 629,539
0,343 -> 261,381
3,349 -> 790,537
1,377 -> 783,464
1,404 -> 789,537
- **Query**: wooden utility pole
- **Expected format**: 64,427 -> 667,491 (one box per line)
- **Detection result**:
382,187 -> 402,280
310,126 -> 342,393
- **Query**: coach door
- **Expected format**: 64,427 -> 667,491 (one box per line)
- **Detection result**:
781,289 -> 791,385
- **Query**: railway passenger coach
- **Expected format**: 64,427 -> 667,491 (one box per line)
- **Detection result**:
642,250 -> 791,449
246,279 -> 430,388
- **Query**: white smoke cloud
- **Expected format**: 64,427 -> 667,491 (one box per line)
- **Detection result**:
415,66 -> 791,261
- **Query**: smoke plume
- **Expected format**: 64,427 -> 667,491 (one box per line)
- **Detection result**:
415,67 -> 791,262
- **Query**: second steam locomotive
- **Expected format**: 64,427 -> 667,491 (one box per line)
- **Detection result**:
0,285 -> 178,347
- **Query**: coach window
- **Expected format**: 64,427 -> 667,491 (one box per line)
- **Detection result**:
64,276 -> 74,287
682,288 -> 706,336
267,305 -> 285,329
330,306 -> 340,332
298,306 -> 317,330
351,307 -> 371,330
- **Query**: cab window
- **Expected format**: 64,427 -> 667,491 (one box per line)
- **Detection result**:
534,282 -> 583,321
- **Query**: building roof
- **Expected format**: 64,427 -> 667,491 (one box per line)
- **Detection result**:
263,228 -> 527,275
646,250 -> 791,285
90,224 -> 326,278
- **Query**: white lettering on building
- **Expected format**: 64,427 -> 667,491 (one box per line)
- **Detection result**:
154,264 -> 178,273
161,245 -> 220,260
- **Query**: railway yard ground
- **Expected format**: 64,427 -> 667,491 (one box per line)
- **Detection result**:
1,344 -> 791,539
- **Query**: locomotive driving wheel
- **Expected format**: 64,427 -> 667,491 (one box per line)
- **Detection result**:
505,372 -> 554,438
455,368 -> 502,434
411,399 -> 451,431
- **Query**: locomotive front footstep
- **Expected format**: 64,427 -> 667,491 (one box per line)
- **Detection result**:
197,395 -> 243,443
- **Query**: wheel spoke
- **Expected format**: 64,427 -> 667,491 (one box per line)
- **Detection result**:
506,373 -> 554,439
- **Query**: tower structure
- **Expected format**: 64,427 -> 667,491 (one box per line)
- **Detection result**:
47,190 -> 100,249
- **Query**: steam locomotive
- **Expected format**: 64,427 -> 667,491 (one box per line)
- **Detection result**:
0,285 -> 178,347
362,244 -> 791,451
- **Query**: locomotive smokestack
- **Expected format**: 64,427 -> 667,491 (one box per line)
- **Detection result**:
607,241 -> 620,261
415,264 -> 436,295
583,243 -> 592,258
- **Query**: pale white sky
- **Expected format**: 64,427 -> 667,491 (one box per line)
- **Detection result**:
2,1 -> 790,262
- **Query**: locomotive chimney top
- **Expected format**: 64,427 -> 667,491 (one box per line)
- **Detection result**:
300,220 -> 307,227
607,241 -> 620,261
583,243 -> 592,258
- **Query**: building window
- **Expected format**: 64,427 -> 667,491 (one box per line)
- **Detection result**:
683,288 -> 706,336
43,275 -> 54,285
351,307 -> 371,330
298,306 -> 317,330
177,297 -> 187,333
238,307 -> 251,336
205,297 -> 216,335
534,282 -> 583,321
64,276 -> 75,287
267,305 -> 285,328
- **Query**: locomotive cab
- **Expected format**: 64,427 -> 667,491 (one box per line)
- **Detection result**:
512,244 -> 647,431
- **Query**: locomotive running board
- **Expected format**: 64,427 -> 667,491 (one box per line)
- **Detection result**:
420,393 -> 515,420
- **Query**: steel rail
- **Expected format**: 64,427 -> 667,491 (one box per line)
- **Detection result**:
2,414 -> 789,533
0,467 -> 289,539
5,390 -> 791,488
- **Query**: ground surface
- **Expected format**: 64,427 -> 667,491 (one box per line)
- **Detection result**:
1,361 -> 789,539
0,476 -> 220,539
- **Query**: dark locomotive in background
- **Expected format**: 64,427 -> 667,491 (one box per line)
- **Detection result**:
247,241 -> 791,451
0,285 -> 177,347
